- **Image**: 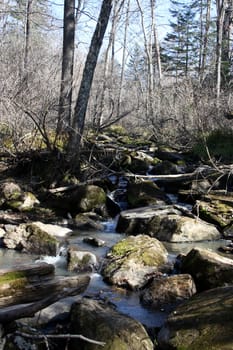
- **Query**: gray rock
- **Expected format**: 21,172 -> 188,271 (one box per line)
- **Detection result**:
67,246 -> 98,272
102,234 -> 168,290
3,222 -> 60,256
140,274 -> 196,308
69,298 -> 154,350
180,247 -> 233,291
158,286 -> 233,350
116,205 -> 220,242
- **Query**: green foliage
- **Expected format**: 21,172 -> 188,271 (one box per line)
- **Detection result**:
192,129 -> 233,162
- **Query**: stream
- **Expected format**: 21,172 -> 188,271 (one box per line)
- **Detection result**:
0,215 -> 230,329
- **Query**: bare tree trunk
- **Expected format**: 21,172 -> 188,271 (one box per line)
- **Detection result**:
200,0 -> 211,82
95,0 -> 124,130
68,0 -> 113,171
24,0 -> 34,74
117,0 -> 130,116
57,0 -> 75,137
151,0 -> 162,84
222,0 -> 233,84
136,0 -> 154,119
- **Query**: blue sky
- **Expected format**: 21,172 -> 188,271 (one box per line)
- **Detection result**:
50,0 -> 171,60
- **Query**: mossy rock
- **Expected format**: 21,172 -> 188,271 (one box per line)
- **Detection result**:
127,180 -> 169,208
102,235 -> 168,289
195,197 -> 233,228
6,192 -> 40,212
158,286 -> 233,350
25,223 -> 58,256
69,298 -> 154,350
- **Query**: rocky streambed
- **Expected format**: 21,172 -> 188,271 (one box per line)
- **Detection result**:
0,146 -> 233,349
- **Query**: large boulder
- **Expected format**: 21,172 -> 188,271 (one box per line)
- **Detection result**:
48,185 -> 107,216
158,286 -> 233,350
140,274 -> 196,308
194,194 -> 233,229
2,222 -> 68,256
0,181 -> 39,211
101,234 -> 168,290
116,150 -> 156,173
127,180 -> 169,208
69,298 -> 154,350
180,247 -> 233,291
116,205 -> 220,242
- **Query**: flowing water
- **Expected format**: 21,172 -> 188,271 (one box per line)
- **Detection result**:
0,215 -> 230,328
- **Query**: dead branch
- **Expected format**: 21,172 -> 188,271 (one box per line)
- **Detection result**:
14,331 -> 106,346
48,166 -> 223,194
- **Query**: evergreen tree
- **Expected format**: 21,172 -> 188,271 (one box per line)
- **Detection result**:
162,0 -> 199,78
126,43 -> 147,86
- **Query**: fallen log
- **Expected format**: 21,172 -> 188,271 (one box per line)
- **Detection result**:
0,263 -> 55,284
0,275 -> 90,307
0,276 -> 90,323
48,166 -> 223,194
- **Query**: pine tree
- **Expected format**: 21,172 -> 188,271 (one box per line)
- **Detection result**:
162,0 -> 199,78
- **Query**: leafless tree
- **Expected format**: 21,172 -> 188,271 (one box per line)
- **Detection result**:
57,0 -> 75,137
68,0 -> 113,170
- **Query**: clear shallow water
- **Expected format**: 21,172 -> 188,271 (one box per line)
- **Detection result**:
0,217 -> 231,328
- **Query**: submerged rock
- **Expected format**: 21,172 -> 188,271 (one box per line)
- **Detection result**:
180,247 -> 233,291
73,213 -> 104,231
69,298 -> 154,350
101,234 -> 168,290
67,246 -> 98,272
158,286 -> 233,350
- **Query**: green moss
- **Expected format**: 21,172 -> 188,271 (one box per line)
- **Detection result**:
110,239 -> 136,256
0,271 -> 27,284
26,224 -> 57,244
140,251 -> 163,266
6,200 -> 23,209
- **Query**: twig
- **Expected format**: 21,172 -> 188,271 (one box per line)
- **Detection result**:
14,331 -> 106,346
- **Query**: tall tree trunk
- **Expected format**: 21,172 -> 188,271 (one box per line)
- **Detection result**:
200,0 -> 211,82
68,0 -> 113,170
116,0 -> 130,117
216,0 -> 227,102
95,0 -> 124,131
24,0 -> 34,75
151,0 -> 162,84
57,0 -> 75,138
222,0 -> 233,84
136,0 -> 154,119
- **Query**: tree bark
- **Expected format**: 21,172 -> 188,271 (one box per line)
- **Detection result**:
24,0 -> 34,72
200,0 -> 211,82
0,275 -> 90,308
0,276 -> 90,323
68,0 -> 113,171
57,0 -> 75,137
216,0 -> 227,101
